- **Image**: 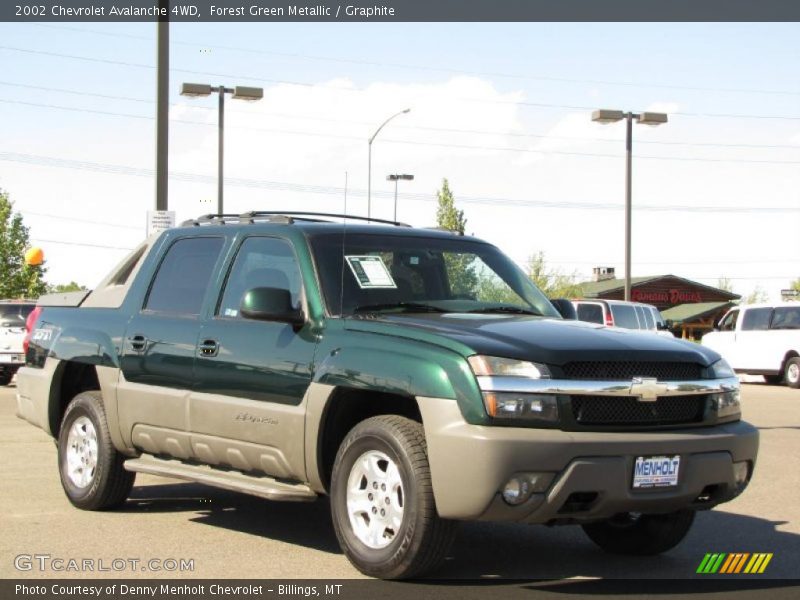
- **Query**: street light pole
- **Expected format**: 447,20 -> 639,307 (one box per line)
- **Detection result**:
367,108 -> 410,218
592,109 -> 668,301
181,83 -> 263,214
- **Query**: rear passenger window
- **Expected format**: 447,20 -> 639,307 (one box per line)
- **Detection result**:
642,307 -> 656,329
144,237 -> 224,316
577,303 -> 603,324
634,306 -> 648,330
610,304 -> 638,329
771,307 -> 800,330
741,308 -> 773,331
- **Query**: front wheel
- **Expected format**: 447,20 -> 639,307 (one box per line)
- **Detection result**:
57,391 -> 135,510
330,415 -> 457,579
785,358 -> 800,389
582,510 -> 696,555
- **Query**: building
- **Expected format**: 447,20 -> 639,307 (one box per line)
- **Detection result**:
579,267 -> 740,339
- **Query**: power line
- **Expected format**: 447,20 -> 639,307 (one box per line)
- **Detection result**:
3,79 -> 799,151
3,150 -> 799,214
5,98 -> 800,165
31,238 -> 135,251
29,23 -> 800,99
3,44 -> 800,121
21,210 -> 141,230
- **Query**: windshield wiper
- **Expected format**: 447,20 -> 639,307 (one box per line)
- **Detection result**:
353,302 -> 450,314
468,306 -> 541,316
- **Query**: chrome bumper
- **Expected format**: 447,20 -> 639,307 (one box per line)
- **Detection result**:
476,376 -> 740,397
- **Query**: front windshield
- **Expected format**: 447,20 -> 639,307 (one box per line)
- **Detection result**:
309,232 -> 560,318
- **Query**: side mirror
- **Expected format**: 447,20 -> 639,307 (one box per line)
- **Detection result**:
240,287 -> 304,326
657,319 -> 673,331
550,298 -> 577,320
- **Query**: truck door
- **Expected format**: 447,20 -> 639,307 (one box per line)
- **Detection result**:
118,236 -> 226,459
190,236 -> 317,481
706,308 -> 739,367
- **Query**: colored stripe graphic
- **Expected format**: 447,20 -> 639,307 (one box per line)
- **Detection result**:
697,552 -> 772,574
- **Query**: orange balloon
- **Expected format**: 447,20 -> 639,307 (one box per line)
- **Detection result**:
24,247 -> 44,266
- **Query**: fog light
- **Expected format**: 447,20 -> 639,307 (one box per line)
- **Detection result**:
502,477 -> 531,505
733,461 -> 750,486
501,473 -> 555,505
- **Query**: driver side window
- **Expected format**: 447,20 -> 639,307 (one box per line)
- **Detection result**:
719,310 -> 739,332
218,237 -> 302,319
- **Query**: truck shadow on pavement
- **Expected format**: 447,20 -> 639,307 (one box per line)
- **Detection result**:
126,481 -> 800,583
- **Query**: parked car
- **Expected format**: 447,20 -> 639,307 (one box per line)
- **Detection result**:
0,300 -> 36,385
17,212 -> 757,579
573,299 -> 674,337
702,302 -> 800,388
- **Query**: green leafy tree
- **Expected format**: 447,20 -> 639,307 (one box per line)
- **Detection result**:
791,278 -> 800,292
435,179 -> 477,296
0,189 -> 47,299
526,251 -> 583,298
48,281 -> 87,294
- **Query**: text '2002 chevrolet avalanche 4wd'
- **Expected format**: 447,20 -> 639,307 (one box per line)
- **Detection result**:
17,212 -> 758,579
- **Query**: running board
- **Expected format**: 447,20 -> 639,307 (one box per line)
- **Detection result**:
124,455 -> 317,502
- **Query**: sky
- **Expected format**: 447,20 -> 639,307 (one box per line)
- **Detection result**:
0,22 -> 798,300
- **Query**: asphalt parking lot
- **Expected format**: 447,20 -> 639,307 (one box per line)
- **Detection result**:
1,383 -> 797,581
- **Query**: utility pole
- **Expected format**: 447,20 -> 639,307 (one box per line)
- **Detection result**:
155,3 -> 169,211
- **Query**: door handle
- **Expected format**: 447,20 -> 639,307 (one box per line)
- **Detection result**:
129,334 -> 148,352
198,339 -> 219,357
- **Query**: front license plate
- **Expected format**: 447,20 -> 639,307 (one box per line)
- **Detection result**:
632,455 -> 680,489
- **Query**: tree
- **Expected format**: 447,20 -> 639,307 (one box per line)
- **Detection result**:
526,251 -> 583,298
791,278 -> 800,292
745,286 -> 768,304
0,189 -> 47,299
435,178 -> 466,234
717,276 -> 734,293
48,281 -> 88,294
435,179 -> 477,296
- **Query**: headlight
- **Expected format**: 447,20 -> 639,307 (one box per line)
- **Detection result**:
482,392 -> 559,422
711,390 -> 741,419
704,358 -> 736,379
468,355 -> 551,379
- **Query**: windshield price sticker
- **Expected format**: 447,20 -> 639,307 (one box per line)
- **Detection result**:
632,455 -> 681,488
346,256 -> 397,289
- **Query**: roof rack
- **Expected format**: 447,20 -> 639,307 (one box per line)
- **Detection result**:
181,211 -> 411,227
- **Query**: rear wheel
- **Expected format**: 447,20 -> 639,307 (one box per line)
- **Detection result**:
785,358 -> 800,389
330,415 -> 457,579
582,510 -> 696,555
57,391 -> 135,510
763,374 -> 783,385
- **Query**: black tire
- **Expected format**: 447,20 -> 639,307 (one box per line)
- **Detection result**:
763,374 -> 784,385
784,357 -> 800,389
57,390 -> 135,510
0,373 -> 12,386
330,415 -> 457,579
582,510 -> 696,555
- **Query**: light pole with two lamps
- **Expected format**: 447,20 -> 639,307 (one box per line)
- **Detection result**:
367,108 -> 410,218
386,173 -> 414,222
180,83 -> 264,215
591,109 -> 668,301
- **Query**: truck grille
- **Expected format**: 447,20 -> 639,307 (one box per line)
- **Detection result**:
562,361 -> 702,381
570,395 -> 708,426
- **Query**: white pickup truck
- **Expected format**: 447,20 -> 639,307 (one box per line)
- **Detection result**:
702,302 -> 800,388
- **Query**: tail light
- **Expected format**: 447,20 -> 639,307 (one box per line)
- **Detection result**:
604,311 -> 614,327
23,306 -> 43,354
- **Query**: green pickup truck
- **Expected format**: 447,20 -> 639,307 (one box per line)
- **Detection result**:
17,212 -> 758,579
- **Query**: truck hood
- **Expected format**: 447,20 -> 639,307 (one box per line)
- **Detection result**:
347,313 -> 720,368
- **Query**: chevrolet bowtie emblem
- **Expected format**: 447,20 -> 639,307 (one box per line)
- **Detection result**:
630,377 -> 668,402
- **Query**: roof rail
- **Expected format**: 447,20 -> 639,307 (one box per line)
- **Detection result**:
181,211 -> 411,227
239,211 -> 411,227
